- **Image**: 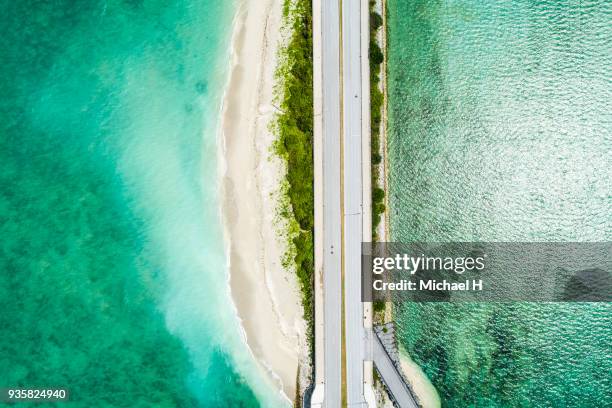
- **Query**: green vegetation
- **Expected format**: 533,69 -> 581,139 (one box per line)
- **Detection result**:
370,2 -> 385,240
275,0 -> 314,353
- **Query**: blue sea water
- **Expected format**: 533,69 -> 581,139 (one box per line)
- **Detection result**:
0,1 -> 284,406
387,0 -> 611,406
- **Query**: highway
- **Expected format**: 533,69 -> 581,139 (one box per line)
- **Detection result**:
312,0 -> 417,407
341,0 -> 368,406
318,0 -> 343,406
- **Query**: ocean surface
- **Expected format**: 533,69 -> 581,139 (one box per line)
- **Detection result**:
386,0 -> 611,406
0,1 -> 284,406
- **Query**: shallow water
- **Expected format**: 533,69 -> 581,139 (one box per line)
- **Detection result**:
0,1 -> 283,406
386,0 -> 611,406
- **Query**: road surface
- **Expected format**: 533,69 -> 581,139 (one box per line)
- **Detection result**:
313,1 -> 418,407
319,0 -> 343,406
342,0 -> 367,405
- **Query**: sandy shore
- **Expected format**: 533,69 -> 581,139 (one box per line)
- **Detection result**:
219,0 -> 307,403
398,347 -> 441,408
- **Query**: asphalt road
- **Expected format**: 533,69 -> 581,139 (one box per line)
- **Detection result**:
321,0 -> 342,406
315,1 -> 419,407
342,0 -> 367,405
372,336 -> 419,408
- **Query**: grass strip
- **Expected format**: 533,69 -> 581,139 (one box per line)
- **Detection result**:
370,1 -> 387,314
369,1 -> 385,241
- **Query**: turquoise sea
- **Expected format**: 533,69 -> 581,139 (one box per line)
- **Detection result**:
0,1 -> 284,406
387,0 -> 611,406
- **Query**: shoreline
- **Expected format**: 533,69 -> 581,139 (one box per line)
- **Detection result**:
376,0 -> 441,406
398,347 -> 442,408
218,0 -> 307,403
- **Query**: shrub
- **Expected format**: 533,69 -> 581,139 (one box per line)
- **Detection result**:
369,8 -> 386,237
276,0 -> 314,355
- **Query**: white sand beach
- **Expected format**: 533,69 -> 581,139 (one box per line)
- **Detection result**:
398,346 -> 441,408
219,0 -> 307,403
